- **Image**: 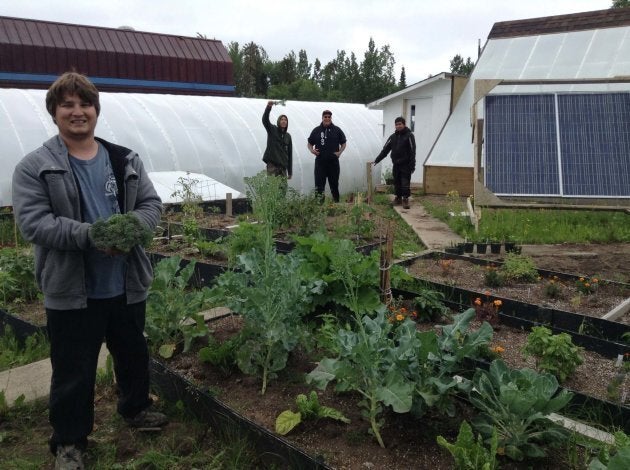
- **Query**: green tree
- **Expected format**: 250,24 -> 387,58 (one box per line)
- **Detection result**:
360,38 -> 398,103
297,49 -> 311,80
612,0 -> 629,7
241,41 -> 269,97
450,54 -> 475,76
227,41 -> 244,96
399,66 -> 407,89
312,58 -> 322,83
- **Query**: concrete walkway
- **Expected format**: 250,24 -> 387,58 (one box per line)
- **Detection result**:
392,197 -> 464,250
0,343 -> 109,406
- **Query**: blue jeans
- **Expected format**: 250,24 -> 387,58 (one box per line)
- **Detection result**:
47,296 -> 152,453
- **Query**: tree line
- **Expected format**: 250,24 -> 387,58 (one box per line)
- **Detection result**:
226,37 -> 407,104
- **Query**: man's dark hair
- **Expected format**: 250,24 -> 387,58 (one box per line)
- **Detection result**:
46,72 -> 101,118
395,116 -> 405,125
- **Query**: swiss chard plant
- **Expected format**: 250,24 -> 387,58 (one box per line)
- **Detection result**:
145,256 -> 212,359
0,247 -> 38,304
275,390 -> 350,435
437,420 -> 499,470
469,359 -> 572,461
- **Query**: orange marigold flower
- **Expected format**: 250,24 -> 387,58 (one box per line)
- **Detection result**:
474,298 -> 482,306
493,300 -> 502,307
579,277 -> 585,282
396,314 -> 405,322
592,278 -> 599,283
492,346 -> 505,354
400,307 -> 407,313
584,283 -> 590,288
412,311 -> 418,318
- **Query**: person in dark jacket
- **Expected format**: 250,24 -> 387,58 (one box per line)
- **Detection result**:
262,101 -> 292,179
11,72 -> 165,470
307,109 -> 347,202
372,116 -> 416,209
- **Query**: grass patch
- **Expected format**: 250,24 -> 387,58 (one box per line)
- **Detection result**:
421,197 -> 630,244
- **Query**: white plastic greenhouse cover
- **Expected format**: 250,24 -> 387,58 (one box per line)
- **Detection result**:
426,25 -> 630,168
0,90 -> 384,207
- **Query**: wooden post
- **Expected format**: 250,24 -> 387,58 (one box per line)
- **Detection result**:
379,221 -> 394,305
226,192 -> 233,217
366,161 -> 373,204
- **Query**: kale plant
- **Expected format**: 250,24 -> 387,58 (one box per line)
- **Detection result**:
90,213 -> 153,253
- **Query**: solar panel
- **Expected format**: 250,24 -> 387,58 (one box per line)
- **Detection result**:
485,95 -> 559,195
485,93 -> 630,197
558,93 -> 630,197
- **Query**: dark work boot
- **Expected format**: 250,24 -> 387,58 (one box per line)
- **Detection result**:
402,198 -> 410,209
392,197 -> 402,206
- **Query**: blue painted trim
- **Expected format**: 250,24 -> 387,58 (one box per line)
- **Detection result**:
0,72 -> 235,92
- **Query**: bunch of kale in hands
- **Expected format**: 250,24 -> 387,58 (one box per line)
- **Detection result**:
90,213 -> 153,253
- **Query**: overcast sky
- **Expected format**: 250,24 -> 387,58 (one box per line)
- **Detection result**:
1,0 -> 613,84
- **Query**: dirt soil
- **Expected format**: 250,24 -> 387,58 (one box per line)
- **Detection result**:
405,243 -> 630,324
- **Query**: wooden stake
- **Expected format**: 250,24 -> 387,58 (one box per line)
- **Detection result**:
379,221 -> 394,305
226,192 -> 233,217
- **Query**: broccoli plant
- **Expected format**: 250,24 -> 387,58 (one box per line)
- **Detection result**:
90,213 -> 153,253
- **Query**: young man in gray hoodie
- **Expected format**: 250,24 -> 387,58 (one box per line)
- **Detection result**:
12,72 -> 165,470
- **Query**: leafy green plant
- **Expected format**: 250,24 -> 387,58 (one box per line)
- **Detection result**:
90,213 -> 153,253
412,287 -> 450,321
145,256 -> 212,358
292,233 -> 381,316
0,247 -> 39,304
469,359 -> 572,461
308,308 -> 492,448
0,326 -> 49,372
211,247 -> 321,394
437,420 -> 498,470
307,307 -> 417,448
278,188 -> 325,236
198,332 -> 245,376
500,252 -> 538,283
543,276 -> 563,298
483,264 -> 505,288
275,391 -> 350,435
226,222 -> 266,266
588,431 -> 630,469
523,326 -> 584,382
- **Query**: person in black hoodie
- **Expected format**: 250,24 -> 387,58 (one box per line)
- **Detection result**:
372,116 -> 416,209
262,101 -> 292,179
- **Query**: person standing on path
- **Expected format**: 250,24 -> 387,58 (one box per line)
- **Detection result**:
262,100 -> 292,179
11,72 -> 166,470
307,109 -> 347,202
371,116 -> 416,209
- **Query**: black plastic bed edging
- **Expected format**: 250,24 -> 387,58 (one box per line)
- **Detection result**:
0,307 -> 46,344
150,359 -> 332,470
465,357 -> 630,433
391,285 -> 629,359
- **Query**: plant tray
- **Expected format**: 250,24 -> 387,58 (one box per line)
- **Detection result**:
0,307 -> 46,343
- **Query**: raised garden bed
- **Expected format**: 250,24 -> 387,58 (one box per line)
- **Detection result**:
397,251 -> 630,325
